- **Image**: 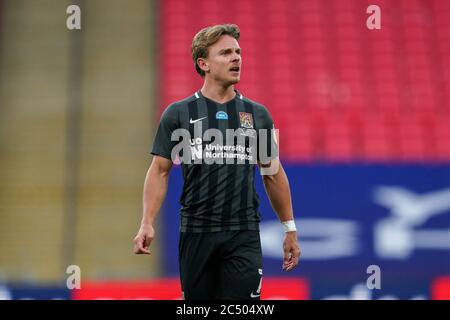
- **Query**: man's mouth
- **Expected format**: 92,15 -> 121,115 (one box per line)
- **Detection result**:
229,66 -> 240,72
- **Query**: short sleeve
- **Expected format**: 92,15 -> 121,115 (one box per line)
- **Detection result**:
257,106 -> 279,163
151,104 -> 179,160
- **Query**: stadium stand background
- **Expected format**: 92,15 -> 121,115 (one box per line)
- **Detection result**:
160,0 -> 450,163
0,0 -> 159,285
0,0 -> 449,299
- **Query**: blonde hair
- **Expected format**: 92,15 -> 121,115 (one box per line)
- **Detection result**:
191,24 -> 240,77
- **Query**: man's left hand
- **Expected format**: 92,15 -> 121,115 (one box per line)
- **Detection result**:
282,231 -> 301,271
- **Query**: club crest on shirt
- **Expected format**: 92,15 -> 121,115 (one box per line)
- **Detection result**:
239,112 -> 254,129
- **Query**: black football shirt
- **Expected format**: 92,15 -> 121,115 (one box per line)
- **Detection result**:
151,90 -> 277,232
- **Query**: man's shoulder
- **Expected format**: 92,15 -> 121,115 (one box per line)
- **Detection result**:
161,94 -> 198,118
168,94 -> 198,108
241,95 -> 270,115
163,95 -> 197,121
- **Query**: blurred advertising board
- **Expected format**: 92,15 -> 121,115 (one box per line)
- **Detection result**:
72,278 -> 308,300
162,164 -> 450,299
1,276 -> 449,299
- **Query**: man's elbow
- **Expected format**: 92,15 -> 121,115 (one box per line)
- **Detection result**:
262,174 -> 277,184
152,165 -> 171,180
149,155 -> 172,179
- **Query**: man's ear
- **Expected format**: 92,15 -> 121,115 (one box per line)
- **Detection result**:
197,58 -> 209,72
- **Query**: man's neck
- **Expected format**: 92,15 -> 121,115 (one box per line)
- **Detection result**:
200,81 -> 236,104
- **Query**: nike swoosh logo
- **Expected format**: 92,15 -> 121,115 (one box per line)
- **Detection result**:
190,117 -> 207,124
250,292 -> 260,298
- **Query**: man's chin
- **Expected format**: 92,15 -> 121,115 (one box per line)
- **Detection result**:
217,76 -> 240,86
229,77 -> 240,84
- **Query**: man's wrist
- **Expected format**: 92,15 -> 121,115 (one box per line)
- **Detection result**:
281,220 -> 296,232
141,217 -> 154,226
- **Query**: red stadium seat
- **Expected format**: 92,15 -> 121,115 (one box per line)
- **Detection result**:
160,0 -> 450,163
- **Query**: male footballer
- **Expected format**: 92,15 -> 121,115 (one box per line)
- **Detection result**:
134,24 -> 301,300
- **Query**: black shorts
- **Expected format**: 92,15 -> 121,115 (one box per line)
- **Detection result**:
179,230 -> 263,300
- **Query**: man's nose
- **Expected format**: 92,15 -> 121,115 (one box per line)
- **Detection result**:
231,52 -> 240,62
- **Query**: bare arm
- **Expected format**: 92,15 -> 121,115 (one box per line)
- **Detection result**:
260,160 -> 301,271
261,162 -> 294,222
133,155 -> 172,255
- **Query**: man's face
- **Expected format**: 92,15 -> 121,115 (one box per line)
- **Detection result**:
202,35 -> 241,85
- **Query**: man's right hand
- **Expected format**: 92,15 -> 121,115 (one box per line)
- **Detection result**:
133,224 -> 155,254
